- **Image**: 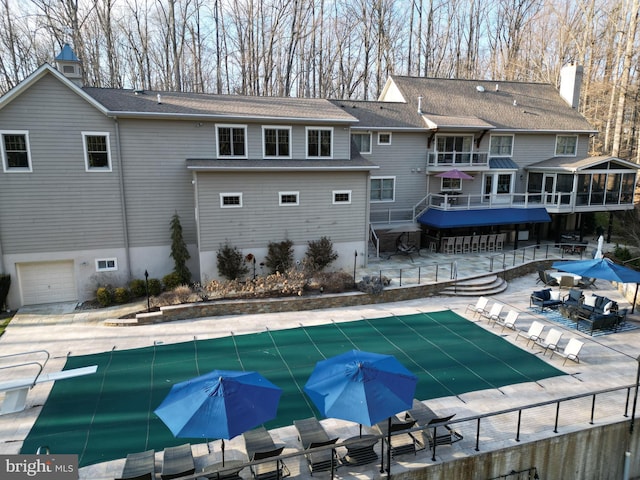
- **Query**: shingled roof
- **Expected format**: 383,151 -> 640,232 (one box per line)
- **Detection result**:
379,75 -> 596,132
82,87 -> 358,123
328,100 -> 425,129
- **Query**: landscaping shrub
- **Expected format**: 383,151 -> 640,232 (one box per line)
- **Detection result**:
356,275 -> 390,294
217,242 -> 249,280
113,287 -> 131,304
265,239 -> 294,274
147,278 -> 162,296
163,271 -> 184,290
129,279 -> 147,297
170,212 -> 191,285
96,286 -> 113,307
0,274 -> 10,310
152,285 -> 203,307
305,237 -> 338,272
314,271 -> 354,293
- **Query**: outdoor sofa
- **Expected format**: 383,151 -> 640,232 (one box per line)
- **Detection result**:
530,288 -> 563,312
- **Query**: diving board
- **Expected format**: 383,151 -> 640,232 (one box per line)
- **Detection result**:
0,365 -> 98,415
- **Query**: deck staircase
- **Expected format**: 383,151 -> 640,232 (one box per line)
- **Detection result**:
440,273 -> 507,297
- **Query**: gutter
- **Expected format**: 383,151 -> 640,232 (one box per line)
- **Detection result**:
113,117 -> 132,279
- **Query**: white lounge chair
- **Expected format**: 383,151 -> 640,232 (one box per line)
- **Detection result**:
481,302 -> 503,325
496,310 -> 519,332
515,321 -> 545,346
535,328 -> 563,355
465,296 -> 489,318
550,338 -> 584,365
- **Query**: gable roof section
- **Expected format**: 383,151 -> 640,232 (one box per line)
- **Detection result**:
83,88 -> 358,123
382,76 -> 597,133
0,63 -> 109,115
329,100 -> 425,129
527,155 -> 640,172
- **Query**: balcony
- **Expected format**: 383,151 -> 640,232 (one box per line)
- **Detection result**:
427,151 -> 489,167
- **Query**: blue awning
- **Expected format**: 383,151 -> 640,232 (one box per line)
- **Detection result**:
418,207 -> 551,228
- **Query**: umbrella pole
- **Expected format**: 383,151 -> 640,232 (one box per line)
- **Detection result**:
387,417 -> 392,479
221,439 -> 225,467
633,284 -> 638,314
380,426 -> 385,473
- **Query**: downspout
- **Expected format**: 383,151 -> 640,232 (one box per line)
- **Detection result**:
113,117 -> 132,279
364,171 -> 371,265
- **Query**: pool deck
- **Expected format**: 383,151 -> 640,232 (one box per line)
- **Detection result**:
1,245 -> 639,480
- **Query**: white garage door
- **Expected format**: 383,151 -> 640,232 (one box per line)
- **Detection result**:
18,261 -> 77,305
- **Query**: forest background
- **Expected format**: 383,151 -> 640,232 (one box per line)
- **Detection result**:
0,0 -> 639,161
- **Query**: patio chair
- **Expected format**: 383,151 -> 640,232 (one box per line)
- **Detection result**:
487,234 -> 496,252
454,236 -> 464,254
471,235 -> 480,252
293,417 -> 339,474
495,233 -> 505,251
243,426 -> 289,480
578,277 -> 597,289
116,449 -> 155,480
161,444 -> 195,480
462,236 -> 471,253
515,321 -> 545,346
495,310 -> 519,332
374,417 -> 419,458
559,275 -> 575,290
404,400 -> 462,453
534,328 -> 563,355
480,302 -> 503,325
465,296 -> 489,319
479,235 -> 488,252
550,338 -> 584,365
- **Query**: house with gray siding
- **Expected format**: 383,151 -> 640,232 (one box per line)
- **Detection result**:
0,45 -> 636,308
333,66 -> 638,254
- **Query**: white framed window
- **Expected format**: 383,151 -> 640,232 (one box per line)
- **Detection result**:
555,135 -> 578,156
441,178 -> 462,191
370,176 -> 395,202
489,135 -> 514,156
279,191 -> 299,206
96,258 -> 117,271
378,132 -> 392,145
263,126 -> 291,158
306,127 -> 333,158
220,193 -> 243,208
1,130 -> 32,172
82,132 -> 112,171
351,132 -> 371,154
333,190 -> 352,204
216,124 -> 247,158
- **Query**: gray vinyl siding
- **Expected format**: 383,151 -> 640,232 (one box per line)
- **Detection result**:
365,131 -> 428,212
196,171 -> 368,250
116,118 -> 203,246
0,73 -> 124,254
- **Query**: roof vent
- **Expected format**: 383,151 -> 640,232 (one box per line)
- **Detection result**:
495,84 -> 499,92
476,85 -> 485,92
418,96 -> 423,114
157,94 -> 162,104
513,99 -> 517,106
134,89 -> 145,95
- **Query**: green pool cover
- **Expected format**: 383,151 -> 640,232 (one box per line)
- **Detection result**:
21,310 -> 564,467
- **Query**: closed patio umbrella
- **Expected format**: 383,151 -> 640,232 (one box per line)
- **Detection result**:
435,169 -> 474,180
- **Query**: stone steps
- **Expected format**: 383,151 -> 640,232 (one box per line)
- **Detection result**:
440,274 -> 508,297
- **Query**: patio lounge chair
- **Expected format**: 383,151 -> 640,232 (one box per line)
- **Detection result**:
404,400 -> 462,455
373,417 -> 419,458
550,338 -> 584,365
293,417 -> 339,474
515,321 -> 545,346
161,444 -> 195,480
534,328 -> 563,355
465,296 -> 489,318
578,277 -> 597,289
116,449 -> 155,480
243,426 -> 289,480
480,302 -> 503,325
495,310 -> 519,332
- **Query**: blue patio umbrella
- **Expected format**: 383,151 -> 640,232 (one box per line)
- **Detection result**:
154,369 -> 282,465
552,257 -> 640,312
304,350 -> 418,478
